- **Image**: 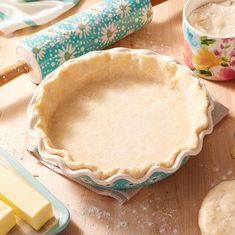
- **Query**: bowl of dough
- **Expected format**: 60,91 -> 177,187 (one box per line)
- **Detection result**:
183,0 -> 235,81
28,48 -> 214,189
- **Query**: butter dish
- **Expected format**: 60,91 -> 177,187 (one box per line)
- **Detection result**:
0,147 -> 70,235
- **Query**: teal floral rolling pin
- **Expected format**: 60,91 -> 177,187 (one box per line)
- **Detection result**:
183,0 -> 235,81
0,0 -> 167,86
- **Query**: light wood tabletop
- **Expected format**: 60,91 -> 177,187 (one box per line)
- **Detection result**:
0,0 -> 235,234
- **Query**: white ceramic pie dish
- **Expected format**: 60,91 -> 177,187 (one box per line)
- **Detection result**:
27,48 -> 214,189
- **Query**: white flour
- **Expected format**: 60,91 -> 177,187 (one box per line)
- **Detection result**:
78,196 -> 180,234
188,0 -> 235,37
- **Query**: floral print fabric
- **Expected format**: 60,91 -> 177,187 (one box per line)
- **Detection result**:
22,0 -> 152,79
183,22 -> 235,80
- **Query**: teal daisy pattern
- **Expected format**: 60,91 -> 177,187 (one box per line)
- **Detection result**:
22,0 -> 152,79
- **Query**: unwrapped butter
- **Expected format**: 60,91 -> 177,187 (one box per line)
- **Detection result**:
0,165 -> 53,231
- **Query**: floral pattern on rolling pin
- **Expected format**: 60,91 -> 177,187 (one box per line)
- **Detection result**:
22,0 -> 152,79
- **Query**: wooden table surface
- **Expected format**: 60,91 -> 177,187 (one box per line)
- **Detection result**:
1,1 -> 235,234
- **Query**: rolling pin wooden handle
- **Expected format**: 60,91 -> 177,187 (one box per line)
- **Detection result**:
151,0 -> 168,6
0,60 -> 30,87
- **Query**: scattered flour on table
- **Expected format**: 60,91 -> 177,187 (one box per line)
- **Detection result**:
222,175 -> 227,180
141,205 -> 149,211
87,207 -> 111,220
210,182 -> 215,187
116,220 -> 128,228
0,131 -> 25,160
77,195 -> 180,233
213,167 -> 220,172
139,224 -> 144,229
148,222 -> 154,227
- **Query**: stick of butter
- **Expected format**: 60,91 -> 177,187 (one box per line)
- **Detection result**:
0,200 -> 16,235
0,165 -> 53,231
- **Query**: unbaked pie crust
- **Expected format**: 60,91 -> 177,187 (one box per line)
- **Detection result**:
33,50 -> 210,180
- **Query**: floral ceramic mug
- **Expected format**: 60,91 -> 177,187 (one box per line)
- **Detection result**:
183,0 -> 235,81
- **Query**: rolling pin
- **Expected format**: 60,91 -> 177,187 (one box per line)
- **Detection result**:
0,0 -> 167,87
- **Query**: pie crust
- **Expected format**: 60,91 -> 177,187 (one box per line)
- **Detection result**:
32,50 -> 210,180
